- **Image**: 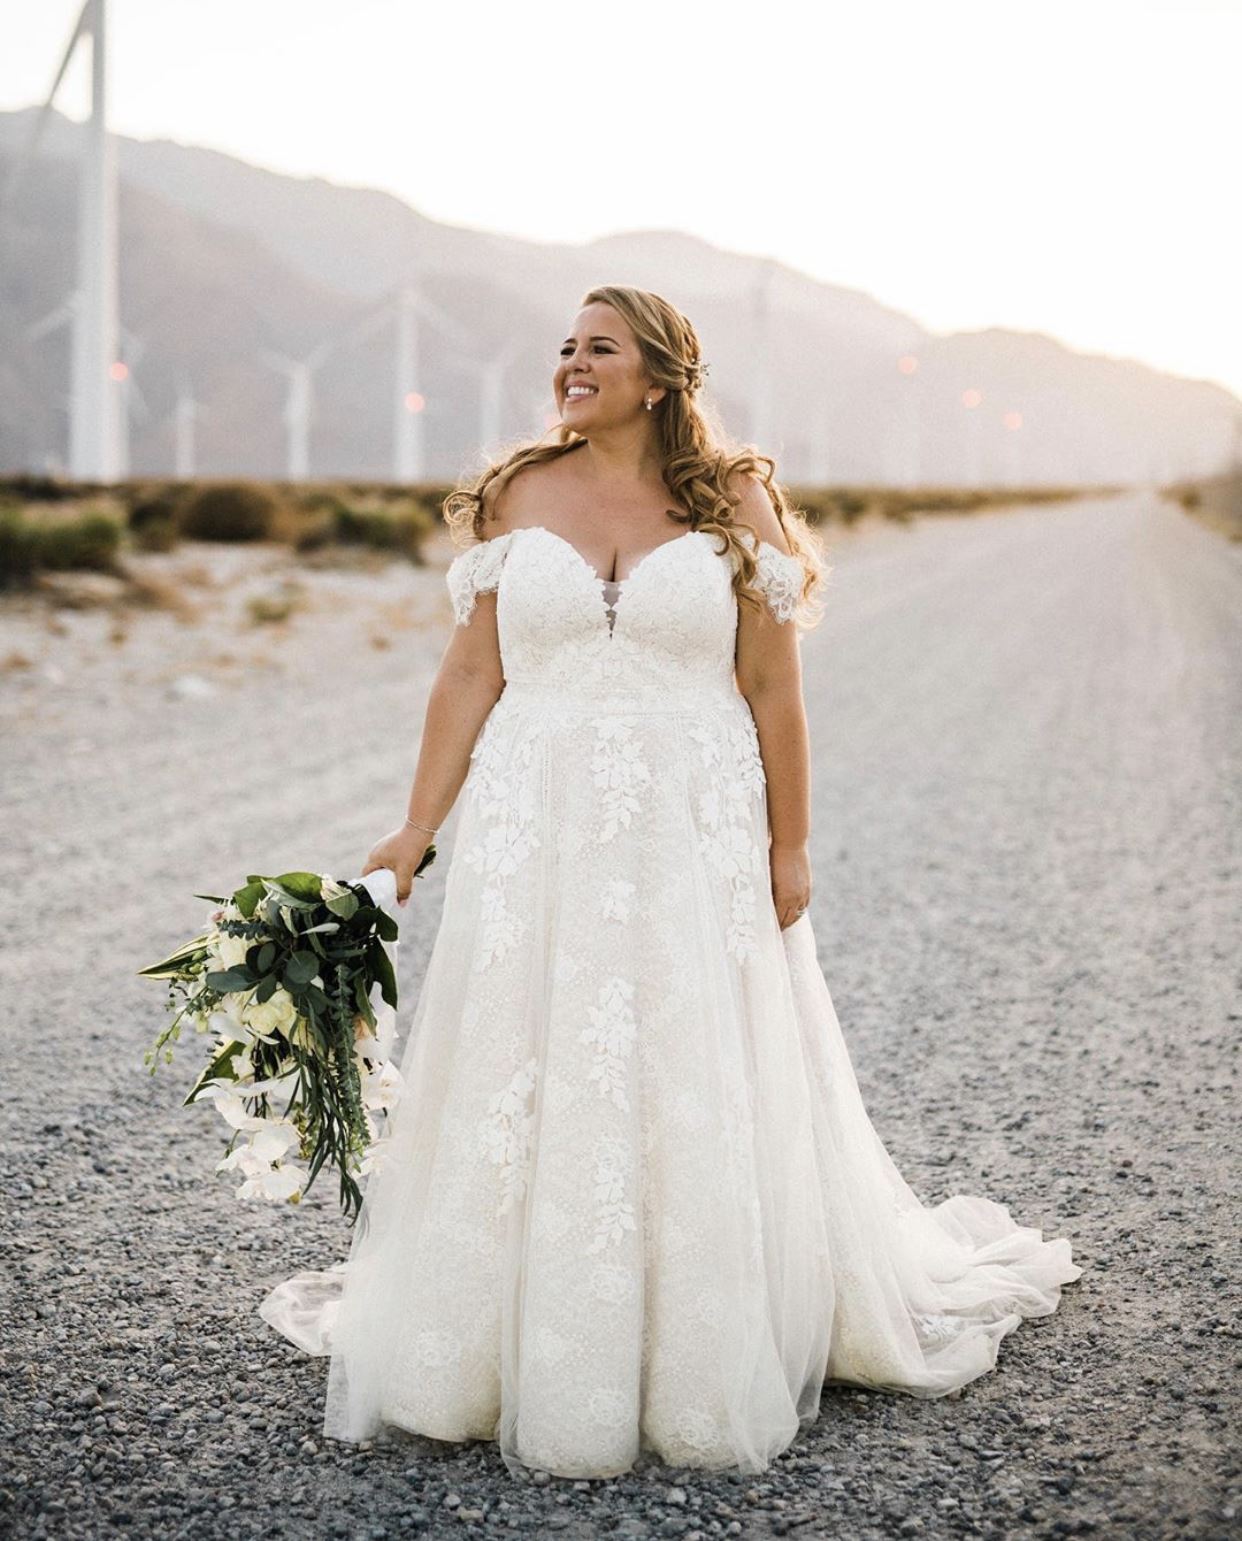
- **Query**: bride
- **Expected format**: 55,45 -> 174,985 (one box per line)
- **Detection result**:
259,283 -> 1081,1479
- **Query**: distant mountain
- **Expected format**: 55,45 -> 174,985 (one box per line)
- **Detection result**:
1,105 -> 1237,486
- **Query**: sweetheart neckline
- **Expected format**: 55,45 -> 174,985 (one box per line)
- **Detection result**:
513,524 -> 711,588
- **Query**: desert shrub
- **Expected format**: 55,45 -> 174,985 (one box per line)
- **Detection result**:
0,474 -> 83,504
177,481 -> 281,541
271,492 -> 345,552
35,510 -> 123,572
332,500 -> 433,559
286,507 -> 339,552
0,505 -> 122,587
0,505 -> 35,586
129,485 -> 191,551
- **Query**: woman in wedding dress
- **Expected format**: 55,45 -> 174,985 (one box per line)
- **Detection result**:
259,284 -> 1081,1479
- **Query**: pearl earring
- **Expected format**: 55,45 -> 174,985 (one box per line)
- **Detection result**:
645,398 -> 653,411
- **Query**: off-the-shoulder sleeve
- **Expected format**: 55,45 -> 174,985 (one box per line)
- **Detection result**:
751,541 -> 807,624
445,532 -> 516,627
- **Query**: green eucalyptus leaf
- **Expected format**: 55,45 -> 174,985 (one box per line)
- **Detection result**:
206,967 -> 253,992
285,951 -> 319,985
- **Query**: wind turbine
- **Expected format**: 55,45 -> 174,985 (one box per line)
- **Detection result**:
331,282 -> 506,479
113,327 -> 150,478
4,0 -> 122,480
171,374 -> 206,478
262,288 -> 431,482
259,345 -> 330,482
440,327 -> 524,463
474,341 -> 522,456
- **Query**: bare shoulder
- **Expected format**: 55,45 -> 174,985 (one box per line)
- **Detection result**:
482,455 -> 576,536
475,478 -> 512,539
725,468 -> 792,556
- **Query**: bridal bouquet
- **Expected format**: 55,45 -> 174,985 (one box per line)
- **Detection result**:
139,861 -> 429,1221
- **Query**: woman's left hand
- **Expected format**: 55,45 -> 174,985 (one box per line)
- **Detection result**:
770,840 -> 811,929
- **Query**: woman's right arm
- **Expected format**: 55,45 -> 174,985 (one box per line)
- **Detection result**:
361,540 -> 508,904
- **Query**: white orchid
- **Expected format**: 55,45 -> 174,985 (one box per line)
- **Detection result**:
206,1008 -> 241,1042
358,1115 -> 395,1177
361,1059 -> 404,1113
199,1083 -> 267,1132
216,1120 -> 306,1203
237,1164 -> 305,1203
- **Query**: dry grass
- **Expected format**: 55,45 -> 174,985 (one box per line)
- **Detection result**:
1162,471 -> 1242,542
787,482 -> 1099,529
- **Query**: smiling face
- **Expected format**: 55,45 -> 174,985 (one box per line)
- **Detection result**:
555,301 -> 664,427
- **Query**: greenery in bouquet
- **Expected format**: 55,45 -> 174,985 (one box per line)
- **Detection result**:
139,859 -> 431,1222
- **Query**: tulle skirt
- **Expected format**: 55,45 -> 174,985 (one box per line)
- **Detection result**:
259,686 -> 1082,1477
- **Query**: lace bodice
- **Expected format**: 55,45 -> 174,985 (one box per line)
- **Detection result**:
445,525 -> 810,706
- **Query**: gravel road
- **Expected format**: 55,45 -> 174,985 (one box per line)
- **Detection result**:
1,488 -> 1237,1539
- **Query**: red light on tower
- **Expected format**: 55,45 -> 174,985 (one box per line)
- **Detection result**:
898,355 -> 918,375
109,361 -> 129,382
1003,410 -> 1023,430
962,388 -> 982,408
404,391 -> 426,414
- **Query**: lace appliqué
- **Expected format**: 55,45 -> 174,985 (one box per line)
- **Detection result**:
479,1056 -> 540,1216
591,717 -> 652,841
579,976 -> 639,1111
598,877 -> 637,923
408,1327 -> 464,1372
752,543 -> 805,624
462,710 -> 540,970
588,1133 -> 638,1254
446,532 -> 516,627
589,1259 -> 639,1306
687,715 -> 768,963
912,1311 -> 967,1346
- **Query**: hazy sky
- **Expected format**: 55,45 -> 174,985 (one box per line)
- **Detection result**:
4,0 -> 1239,399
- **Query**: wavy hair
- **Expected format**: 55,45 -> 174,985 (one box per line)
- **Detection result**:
442,283 -> 829,628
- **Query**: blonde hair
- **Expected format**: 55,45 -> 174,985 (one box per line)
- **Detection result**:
442,283 -> 828,627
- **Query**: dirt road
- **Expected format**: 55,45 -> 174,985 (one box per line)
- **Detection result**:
1,489 -> 1237,1538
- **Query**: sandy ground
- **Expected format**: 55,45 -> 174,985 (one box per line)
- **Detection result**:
1,489 -> 1238,1539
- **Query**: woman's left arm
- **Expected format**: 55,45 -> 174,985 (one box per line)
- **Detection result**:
730,477 -> 813,929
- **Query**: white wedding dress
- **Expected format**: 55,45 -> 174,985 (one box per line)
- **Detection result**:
259,523 -> 1081,1479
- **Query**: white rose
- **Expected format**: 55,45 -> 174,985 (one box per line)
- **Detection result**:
243,986 -> 299,1040
213,931 -> 252,970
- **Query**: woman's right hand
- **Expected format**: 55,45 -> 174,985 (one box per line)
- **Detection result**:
361,826 -> 436,907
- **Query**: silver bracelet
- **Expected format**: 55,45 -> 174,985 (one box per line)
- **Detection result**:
404,816 -> 439,835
